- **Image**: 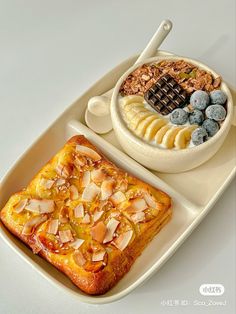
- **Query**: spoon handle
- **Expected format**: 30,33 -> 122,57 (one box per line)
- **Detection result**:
102,19 -> 173,99
135,19 -> 172,64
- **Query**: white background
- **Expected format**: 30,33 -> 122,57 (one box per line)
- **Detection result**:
0,1 -> 235,313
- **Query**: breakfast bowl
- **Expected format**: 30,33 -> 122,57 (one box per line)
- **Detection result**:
111,55 -> 235,173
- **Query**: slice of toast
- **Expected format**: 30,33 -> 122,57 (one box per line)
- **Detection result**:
0,135 -> 172,295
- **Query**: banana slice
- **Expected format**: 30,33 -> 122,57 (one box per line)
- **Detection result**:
144,118 -> 167,141
125,107 -> 148,121
120,95 -> 197,150
123,102 -> 144,113
162,126 -> 183,149
155,125 -> 172,144
123,102 -> 143,111
120,95 -> 144,107
129,112 -> 153,130
135,115 -> 157,137
174,125 -> 198,149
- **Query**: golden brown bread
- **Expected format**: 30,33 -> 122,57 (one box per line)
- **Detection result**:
0,135 -> 172,295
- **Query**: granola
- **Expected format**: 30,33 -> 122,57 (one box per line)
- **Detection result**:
120,60 -> 222,96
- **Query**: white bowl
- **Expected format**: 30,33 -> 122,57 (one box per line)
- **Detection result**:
111,55 -> 235,173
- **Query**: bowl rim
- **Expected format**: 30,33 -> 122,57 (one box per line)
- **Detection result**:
111,54 -> 234,156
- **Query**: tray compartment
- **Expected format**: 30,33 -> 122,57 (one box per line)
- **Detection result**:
1,118 -> 199,304
101,126 -> 236,207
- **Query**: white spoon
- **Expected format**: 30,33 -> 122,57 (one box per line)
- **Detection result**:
85,19 -> 172,134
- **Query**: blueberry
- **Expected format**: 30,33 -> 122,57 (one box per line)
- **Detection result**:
190,90 -> 210,110
210,90 -> 227,105
189,109 -> 204,125
205,104 -> 226,121
191,127 -> 208,146
202,119 -> 220,137
170,108 -> 189,125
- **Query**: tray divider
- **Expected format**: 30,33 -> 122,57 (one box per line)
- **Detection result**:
67,119 -> 202,215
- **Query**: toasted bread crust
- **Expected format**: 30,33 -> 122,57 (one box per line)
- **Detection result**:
0,135 -> 172,295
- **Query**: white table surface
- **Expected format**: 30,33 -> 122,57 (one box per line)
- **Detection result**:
0,1 -> 235,313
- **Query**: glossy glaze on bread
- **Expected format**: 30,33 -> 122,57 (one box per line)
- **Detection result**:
0,135 -> 172,295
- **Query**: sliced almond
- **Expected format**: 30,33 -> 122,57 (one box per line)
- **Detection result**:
70,185 -> 79,200
81,213 -> 90,224
81,171 -> 90,187
92,250 -> 106,262
56,163 -> 71,178
110,191 -> 126,205
91,221 -> 106,243
100,179 -> 114,201
74,155 -> 86,167
47,219 -> 59,234
118,179 -> 128,192
112,230 -> 133,251
103,218 -> 120,243
128,198 -> 147,212
93,210 -> 104,222
81,182 -> 100,202
91,168 -> 107,183
76,145 -> 101,161
144,193 -> 157,209
74,250 -> 86,266
14,199 -> 28,214
59,230 -> 73,243
74,204 -> 84,218
131,211 -> 145,224
40,178 -> 54,189
22,215 -> 47,235
25,199 -> 54,214
69,238 -> 85,249
55,178 -> 66,186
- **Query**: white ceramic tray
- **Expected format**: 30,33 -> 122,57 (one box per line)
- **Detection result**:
0,51 -> 235,304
